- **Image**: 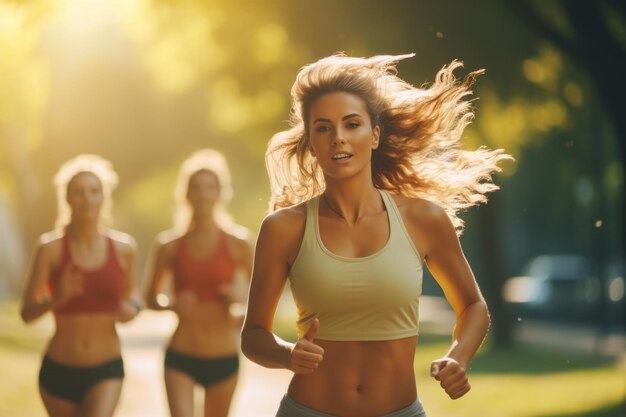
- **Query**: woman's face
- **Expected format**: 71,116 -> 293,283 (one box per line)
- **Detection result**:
187,170 -> 221,212
66,172 -> 104,222
308,92 -> 380,181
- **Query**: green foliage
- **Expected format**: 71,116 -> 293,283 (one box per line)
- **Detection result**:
1,0 -> 619,248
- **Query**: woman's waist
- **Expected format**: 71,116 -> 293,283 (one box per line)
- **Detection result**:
47,330 -> 121,365
288,338 -> 417,413
289,372 -> 417,417
289,368 -> 417,395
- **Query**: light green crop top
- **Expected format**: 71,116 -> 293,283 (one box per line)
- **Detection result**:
289,190 -> 423,341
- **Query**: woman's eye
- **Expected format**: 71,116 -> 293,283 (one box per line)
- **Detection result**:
347,122 -> 360,128
316,125 -> 329,133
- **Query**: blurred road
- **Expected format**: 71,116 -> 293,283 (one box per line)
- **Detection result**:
513,318 -> 626,357
116,310 -> 292,417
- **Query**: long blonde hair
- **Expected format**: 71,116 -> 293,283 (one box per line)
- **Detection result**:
266,53 -> 512,231
53,154 -> 118,229
173,149 -> 242,235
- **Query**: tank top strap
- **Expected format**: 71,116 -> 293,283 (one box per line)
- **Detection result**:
176,234 -> 188,259
103,234 -> 124,270
216,229 -> 233,260
59,233 -> 71,265
106,235 -> 116,250
217,228 -> 228,248
302,196 -> 321,248
379,190 -> 422,260
105,235 -> 115,259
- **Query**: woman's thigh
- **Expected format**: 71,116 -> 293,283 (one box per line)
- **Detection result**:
165,368 -> 196,417
40,387 -> 79,417
79,379 -> 123,417
203,372 -> 238,417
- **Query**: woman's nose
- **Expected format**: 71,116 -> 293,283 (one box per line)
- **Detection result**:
332,129 -> 346,145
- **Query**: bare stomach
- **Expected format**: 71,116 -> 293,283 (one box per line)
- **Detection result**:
169,302 -> 239,356
288,336 -> 418,417
47,314 -> 121,365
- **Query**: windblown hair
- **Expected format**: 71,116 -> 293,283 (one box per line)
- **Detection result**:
266,53 -> 512,231
53,154 -> 118,229
173,149 -> 243,235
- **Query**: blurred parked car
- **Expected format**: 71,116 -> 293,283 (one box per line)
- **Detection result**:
503,255 -> 602,322
604,259 -> 625,328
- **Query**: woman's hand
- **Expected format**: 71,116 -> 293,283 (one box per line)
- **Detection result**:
288,319 -> 324,374
431,357 -> 471,399
115,299 -> 140,323
217,283 -> 242,304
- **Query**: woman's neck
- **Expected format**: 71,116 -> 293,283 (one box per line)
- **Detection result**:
65,221 -> 101,244
190,212 -> 218,234
322,177 -> 382,225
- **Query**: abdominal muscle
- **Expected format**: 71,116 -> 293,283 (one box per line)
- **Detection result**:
169,301 -> 239,357
288,336 -> 418,417
47,314 -> 121,365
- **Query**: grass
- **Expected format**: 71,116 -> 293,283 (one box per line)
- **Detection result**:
0,302 -> 51,417
411,335 -> 625,417
1,300 -> 624,417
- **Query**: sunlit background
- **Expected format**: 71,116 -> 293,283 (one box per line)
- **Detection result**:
1,1 -> 624,416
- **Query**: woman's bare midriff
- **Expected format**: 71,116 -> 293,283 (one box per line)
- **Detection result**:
47,314 -> 121,365
288,336 -> 418,417
169,301 -> 239,356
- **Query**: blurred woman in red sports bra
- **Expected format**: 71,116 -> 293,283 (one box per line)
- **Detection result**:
20,154 -> 140,417
144,149 -> 253,417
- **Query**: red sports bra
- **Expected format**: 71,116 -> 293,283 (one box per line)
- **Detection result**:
48,235 -> 127,315
171,231 -> 236,302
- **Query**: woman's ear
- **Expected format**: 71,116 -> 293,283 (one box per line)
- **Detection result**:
372,125 -> 380,150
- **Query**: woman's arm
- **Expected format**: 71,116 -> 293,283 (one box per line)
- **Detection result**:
241,211 -> 324,373
220,233 -> 255,326
114,234 -> 141,323
143,237 -> 177,311
409,201 -> 490,399
220,233 -> 254,306
20,236 -> 82,323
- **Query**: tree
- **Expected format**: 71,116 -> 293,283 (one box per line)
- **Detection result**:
506,0 -> 626,261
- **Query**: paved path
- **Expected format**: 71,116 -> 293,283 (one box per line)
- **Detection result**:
116,311 -> 292,417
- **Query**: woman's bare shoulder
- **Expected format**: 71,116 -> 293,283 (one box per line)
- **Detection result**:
223,224 -> 252,245
152,229 -> 183,257
107,229 -> 137,254
35,230 -> 64,258
38,229 -> 63,246
389,194 -> 452,231
256,202 -> 308,265
260,202 -> 307,234
154,229 -> 183,245
223,226 -> 254,262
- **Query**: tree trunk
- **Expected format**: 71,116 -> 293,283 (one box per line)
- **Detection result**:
477,197 -> 513,347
